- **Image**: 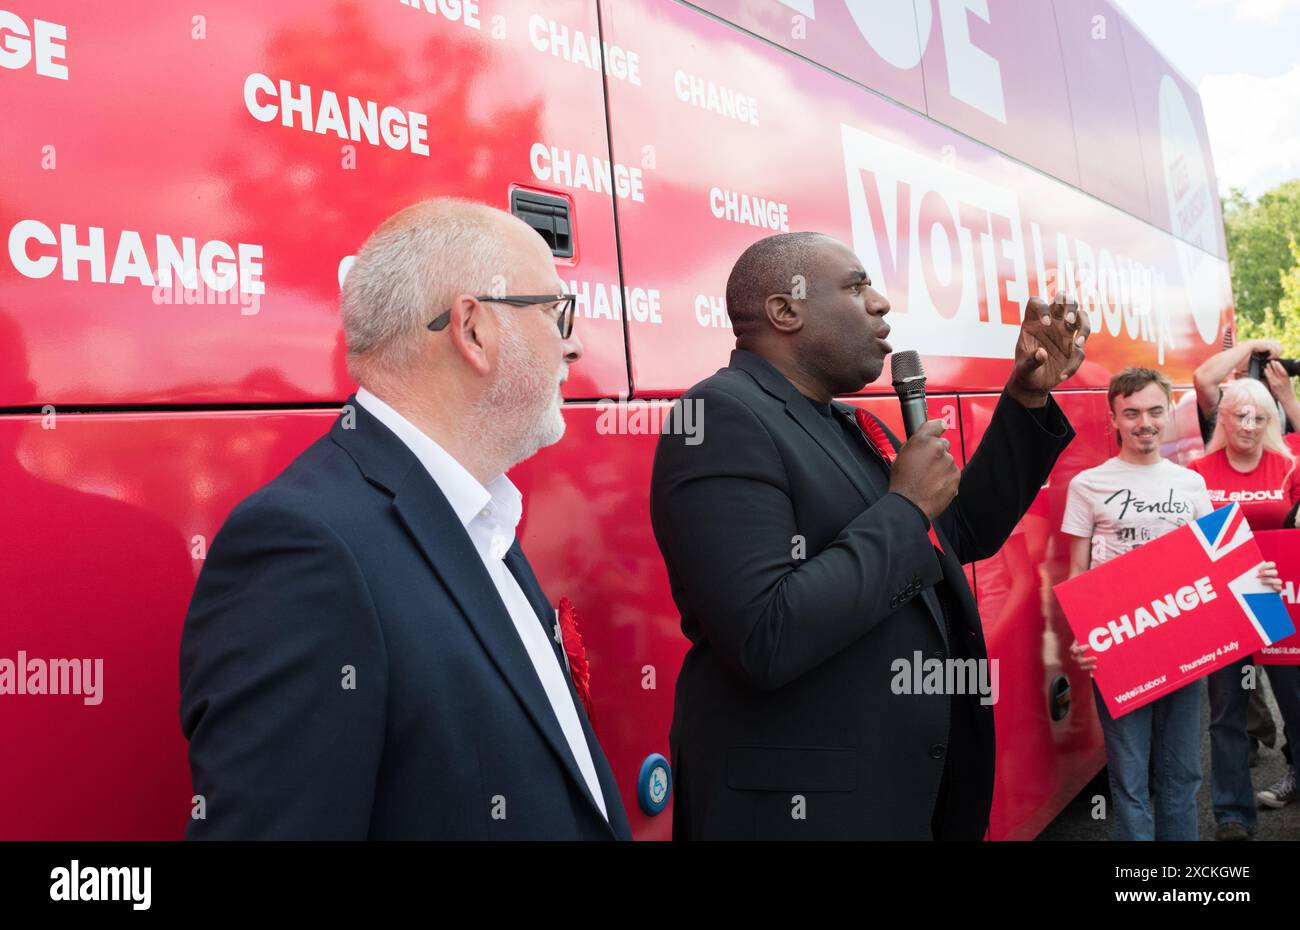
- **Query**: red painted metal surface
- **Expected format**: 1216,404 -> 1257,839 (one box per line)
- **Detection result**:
0,0 -> 628,405
917,0 -> 1081,188
0,408 -> 332,839
1052,0 -> 1151,224
0,0 -> 1232,840
513,403 -> 683,841
1119,12 -> 1227,259
966,391 -> 1111,840
600,0 -> 1232,399
689,0 -> 931,114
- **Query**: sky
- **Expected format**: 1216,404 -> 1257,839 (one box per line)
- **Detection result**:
1113,0 -> 1300,200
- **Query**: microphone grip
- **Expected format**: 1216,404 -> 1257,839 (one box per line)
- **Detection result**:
900,396 -> 928,439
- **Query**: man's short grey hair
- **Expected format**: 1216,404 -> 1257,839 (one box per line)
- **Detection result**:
341,198 -> 514,382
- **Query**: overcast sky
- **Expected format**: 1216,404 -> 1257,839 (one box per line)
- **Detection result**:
1113,0 -> 1300,199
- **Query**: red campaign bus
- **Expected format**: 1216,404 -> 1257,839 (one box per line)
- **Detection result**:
0,0 -> 1230,840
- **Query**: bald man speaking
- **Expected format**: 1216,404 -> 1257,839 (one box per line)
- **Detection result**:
650,232 -> 1089,840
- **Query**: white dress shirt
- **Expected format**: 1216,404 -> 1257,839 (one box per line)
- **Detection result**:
355,388 -> 608,820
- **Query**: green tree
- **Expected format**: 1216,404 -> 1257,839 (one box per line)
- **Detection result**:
1239,239 -> 1300,359
1223,179 -> 1300,326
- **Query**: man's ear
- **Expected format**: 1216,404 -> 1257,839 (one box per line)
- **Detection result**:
446,294 -> 495,376
765,293 -> 803,334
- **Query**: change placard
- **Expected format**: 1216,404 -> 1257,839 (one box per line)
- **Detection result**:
1055,504 -> 1293,717
1254,530 -> 1300,665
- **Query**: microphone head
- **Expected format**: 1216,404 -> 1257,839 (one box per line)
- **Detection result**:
891,350 -> 926,388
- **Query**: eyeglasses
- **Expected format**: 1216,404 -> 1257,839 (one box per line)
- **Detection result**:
428,294 -> 576,339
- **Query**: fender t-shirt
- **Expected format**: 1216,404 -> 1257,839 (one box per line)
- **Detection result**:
1062,457 -> 1212,566
1186,448 -> 1300,531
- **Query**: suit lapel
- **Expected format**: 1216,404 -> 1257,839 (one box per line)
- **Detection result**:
728,350 -> 877,506
392,477 -> 615,836
727,356 -> 950,647
504,544 -> 568,670
781,395 -> 881,507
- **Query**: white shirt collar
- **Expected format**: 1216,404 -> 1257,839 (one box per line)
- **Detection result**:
354,388 -> 523,551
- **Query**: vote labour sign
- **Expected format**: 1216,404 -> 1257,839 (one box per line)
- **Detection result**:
1055,504 -> 1294,718
1254,531 -> 1300,665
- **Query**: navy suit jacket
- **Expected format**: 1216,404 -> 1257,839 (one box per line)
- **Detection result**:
179,396 -> 631,839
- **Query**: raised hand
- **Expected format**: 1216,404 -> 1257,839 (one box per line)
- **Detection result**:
1008,295 -> 1090,406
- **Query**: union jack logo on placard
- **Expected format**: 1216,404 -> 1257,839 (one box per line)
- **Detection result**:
1227,565 -> 1295,645
1190,503 -> 1253,562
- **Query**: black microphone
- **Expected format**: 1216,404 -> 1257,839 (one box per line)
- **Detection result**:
891,350 -> 928,438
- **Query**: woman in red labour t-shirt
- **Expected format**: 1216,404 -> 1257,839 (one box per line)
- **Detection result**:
1189,377 -> 1300,529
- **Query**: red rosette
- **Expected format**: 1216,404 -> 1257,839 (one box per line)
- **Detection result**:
853,408 -> 896,466
557,596 -> 595,726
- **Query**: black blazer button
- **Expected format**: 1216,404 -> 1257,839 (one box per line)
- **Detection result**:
929,743 -> 946,759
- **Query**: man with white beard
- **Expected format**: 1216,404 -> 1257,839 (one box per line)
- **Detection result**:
180,198 -> 629,839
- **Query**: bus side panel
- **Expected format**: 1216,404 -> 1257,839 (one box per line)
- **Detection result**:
600,0 -> 1231,401
0,0 -> 627,405
1118,13 -> 1228,260
682,0 -> 1219,253
1,403 -> 678,840
917,0 -> 1081,188
687,0 -> 930,113
962,392 -> 1113,840
1052,0 -> 1152,224
0,410 -> 333,839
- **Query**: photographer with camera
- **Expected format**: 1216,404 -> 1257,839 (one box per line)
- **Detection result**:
1263,359 -> 1300,441
1193,338 -> 1300,444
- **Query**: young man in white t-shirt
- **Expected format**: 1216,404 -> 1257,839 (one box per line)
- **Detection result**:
1062,369 -> 1226,840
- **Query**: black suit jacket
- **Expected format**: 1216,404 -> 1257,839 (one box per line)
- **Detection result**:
179,396 -> 631,840
650,350 -> 1074,839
